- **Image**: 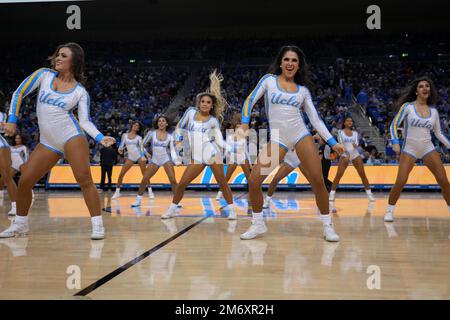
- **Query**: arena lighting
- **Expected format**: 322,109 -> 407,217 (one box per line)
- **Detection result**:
401,53 -> 409,58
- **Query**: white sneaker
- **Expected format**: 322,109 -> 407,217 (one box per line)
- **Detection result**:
8,204 -> 17,216
215,191 -> 223,201
91,223 -> 105,240
240,222 -> 268,240
161,206 -> 179,219
367,193 -> 376,202
148,188 -> 154,199
111,190 -> 120,199
263,197 -> 271,209
228,207 -> 237,220
384,211 -> 394,222
0,219 -> 29,238
323,224 -> 340,242
131,197 -> 142,207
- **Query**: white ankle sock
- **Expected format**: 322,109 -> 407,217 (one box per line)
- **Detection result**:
228,203 -> 235,210
136,195 -> 142,200
319,214 -> 332,226
252,212 -> 263,224
91,216 -> 103,225
387,204 -> 395,212
266,195 -> 272,200
330,190 -> 336,196
170,203 -> 179,210
365,189 -> 372,195
15,215 -> 28,224
11,202 -> 16,208
115,188 -> 120,193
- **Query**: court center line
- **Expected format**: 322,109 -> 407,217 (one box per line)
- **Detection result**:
75,192 -> 248,297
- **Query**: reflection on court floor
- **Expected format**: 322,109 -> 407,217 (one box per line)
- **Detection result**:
40,191 -> 450,219
0,190 -> 449,299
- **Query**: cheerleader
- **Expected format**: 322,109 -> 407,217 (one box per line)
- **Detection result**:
384,77 -> 450,222
239,46 -> 345,242
112,122 -> 150,199
215,114 -> 252,202
329,116 -> 375,207
162,71 -> 237,220
0,105 -> 18,215
10,134 -> 29,175
263,149 -> 310,208
131,115 -> 180,207
0,43 -> 115,239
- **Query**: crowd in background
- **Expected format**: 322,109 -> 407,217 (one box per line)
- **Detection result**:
1,34 -> 450,167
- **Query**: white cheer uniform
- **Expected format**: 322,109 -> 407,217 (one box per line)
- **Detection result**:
10,145 -> 29,171
174,107 -> 232,164
390,102 -> 450,159
241,74 -> 337,152
119,133 -> 142,163
225,130 -> 249,165
8,68 -> 104,155
141,130 -> 178,166
337,129 -> 361,161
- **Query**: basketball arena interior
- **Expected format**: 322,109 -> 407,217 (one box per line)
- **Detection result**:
0,0 -> 449,306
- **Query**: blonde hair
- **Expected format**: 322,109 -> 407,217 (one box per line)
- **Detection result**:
195,70 -> 227,123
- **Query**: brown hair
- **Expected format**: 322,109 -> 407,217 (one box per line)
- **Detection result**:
153,115 -> 172,131
49,42 -> 86,85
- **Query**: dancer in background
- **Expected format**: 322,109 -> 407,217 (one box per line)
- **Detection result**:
329,116 -> 375,210
263,149 -> 310,208
216,114 -> 252,209
112,122 -> 152,199
0,91 -> 18,215
132,115 -> 180,207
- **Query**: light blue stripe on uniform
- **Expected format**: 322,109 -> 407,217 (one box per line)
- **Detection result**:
11,69 -> 46,117
69,113 -> 83,134
242,74 -> 271,124
401,115 -> 409,152
94,133 -> 104,143
391,105 -> 407,144
0,135 -> 9,148
41,142 -> 64,155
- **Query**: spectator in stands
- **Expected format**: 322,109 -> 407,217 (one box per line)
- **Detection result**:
356,88 -> 369,107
